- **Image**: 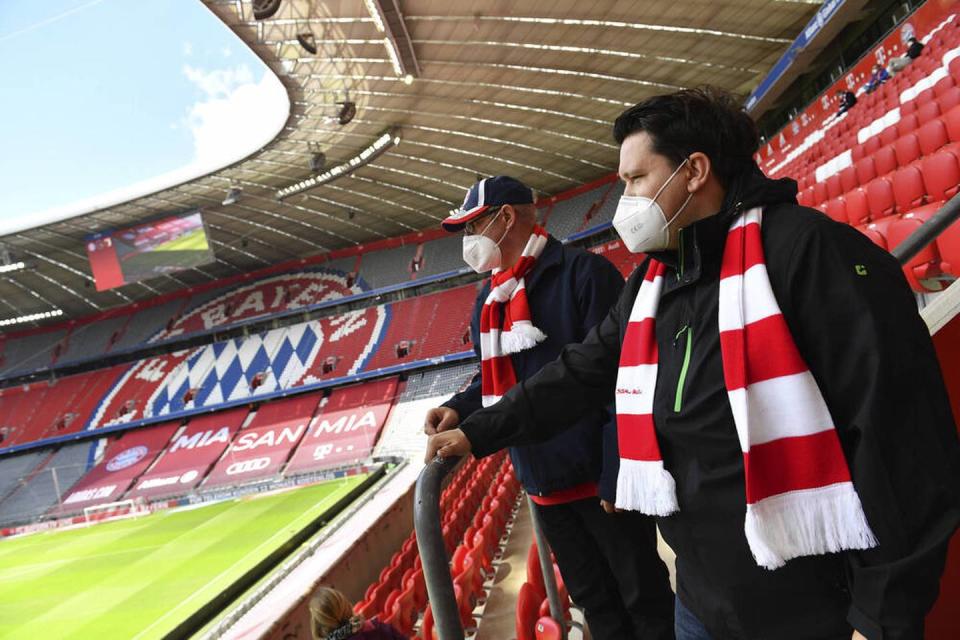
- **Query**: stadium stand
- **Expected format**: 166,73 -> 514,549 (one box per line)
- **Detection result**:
0,449 -> 47,504
107,298 -> 185,352
0,442 -> 91,526
0,328 -> 66,376
57,315 -> 128,365
356,244 -> 419,290
415,234 -> 467,279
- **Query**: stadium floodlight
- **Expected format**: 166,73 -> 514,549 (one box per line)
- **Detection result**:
252,0 -> 282,21
0,309 -> 63,327
309,151 -> 326,173
363,0 -> 420,80
297,32 -> 318,55
276,129 -> 401,200
222,187 -> 242,206
0,261 -> 26,274
403,74 -> 414,85
337,101 -> 357,125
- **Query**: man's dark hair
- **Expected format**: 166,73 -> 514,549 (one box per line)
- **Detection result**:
612,87 -> 760,188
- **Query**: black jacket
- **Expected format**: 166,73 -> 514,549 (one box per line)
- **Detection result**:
460,167 -> 960,639
443,236 -> 625,499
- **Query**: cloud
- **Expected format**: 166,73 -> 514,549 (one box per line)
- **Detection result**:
181,63 -> 289,170
182,41 -> 193,57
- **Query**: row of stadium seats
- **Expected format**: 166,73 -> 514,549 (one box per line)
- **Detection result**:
0,180 -> 621,378
516,542 -> 572,640
353,451 -> 521,638
767,25 -> 960,292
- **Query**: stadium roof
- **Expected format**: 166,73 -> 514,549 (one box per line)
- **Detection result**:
0,0 -> 821,326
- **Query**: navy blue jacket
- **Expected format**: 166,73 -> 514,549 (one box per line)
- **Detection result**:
443,235 -> 624,499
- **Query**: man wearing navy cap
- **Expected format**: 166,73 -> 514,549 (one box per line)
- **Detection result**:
425,176 -> 675,639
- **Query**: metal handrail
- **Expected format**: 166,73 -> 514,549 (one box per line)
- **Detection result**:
527,495 -> 569,639
415,455 -> 464,640
892,192 -> 960,267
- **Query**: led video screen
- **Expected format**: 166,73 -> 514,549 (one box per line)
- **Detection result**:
86,210 -> 214,291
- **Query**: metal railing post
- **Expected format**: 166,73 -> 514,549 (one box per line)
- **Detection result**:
414,456 -> 464,640
892,192 -> 960,266
527,495 -> 568,639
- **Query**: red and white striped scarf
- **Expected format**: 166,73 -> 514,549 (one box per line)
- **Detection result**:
480,226 -> 549,407
615,208 -> 877,569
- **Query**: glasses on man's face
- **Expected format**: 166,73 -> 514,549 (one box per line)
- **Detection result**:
463,207 -> 503,235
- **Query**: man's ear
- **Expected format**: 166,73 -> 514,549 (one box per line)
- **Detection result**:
687,152 -> 712,192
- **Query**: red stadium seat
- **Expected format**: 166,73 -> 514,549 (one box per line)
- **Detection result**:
918,120 -> 950,156
812,181 -> 828,206
845,188 -> 871,225
865,177 -> 896,218
517,583 -> 543,640
892,165 -> 926,212
857,223 -> 888,250
916,100 -> 941,126
851,144 -> 865,162
874,145 -> 897,176
535,617 -> 565,640
890,204 -> 945,292
944,105 -> 960,144
901,99 -> 918,115
797,185 -> 815,208
921,151 -> 960,202
864,136 -> 882,155
935,212 -> 960,277
897,114 -> 920,137
894,134 -> 921,167
826,173 -> 843,199
839,166 -> 859,193
824,197 -> 847,224
879,125 -> 898,146
934,76 -> 956,98
939,87 -> 960,113
855,156 -> 878,186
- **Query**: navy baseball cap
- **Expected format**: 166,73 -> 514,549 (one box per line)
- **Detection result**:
442,176 -> 535,232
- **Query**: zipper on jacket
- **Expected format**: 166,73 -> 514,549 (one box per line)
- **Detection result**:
673,325 -> 692,412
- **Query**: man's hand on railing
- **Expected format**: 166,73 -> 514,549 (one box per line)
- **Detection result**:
424,428 -> 472,463
424,406 -> 460,435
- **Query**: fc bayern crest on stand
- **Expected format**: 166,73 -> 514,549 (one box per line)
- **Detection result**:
88,270 -> 388,428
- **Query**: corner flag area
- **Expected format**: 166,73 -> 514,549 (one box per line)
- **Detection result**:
0,476 -> 366,639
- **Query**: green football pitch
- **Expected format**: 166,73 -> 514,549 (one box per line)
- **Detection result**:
0,475 -> 367,639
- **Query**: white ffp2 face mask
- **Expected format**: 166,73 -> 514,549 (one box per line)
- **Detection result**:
462,210 -> 507,273
613,160 -> 693,253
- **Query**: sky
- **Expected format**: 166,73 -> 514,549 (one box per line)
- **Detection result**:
0,0 -> 289,235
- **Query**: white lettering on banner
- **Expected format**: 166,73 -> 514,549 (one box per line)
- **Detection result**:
312,411 -> 377,437
169,426 -> 231,453
235,290 -> 265,317
270,286 -> 286,309
232,425 -> 305,452
225,457 -> 271,475
139,475 -> 180,490
63,485 -> 117,504
328,310 -> 368,342
290,282 -> 334,309
136,358 -> 169,382
201,304 -> 228,329
311,442 -> 356,461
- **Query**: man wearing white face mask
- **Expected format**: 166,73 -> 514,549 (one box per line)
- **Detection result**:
426,89 -> 959,640
425,176 -> 675,639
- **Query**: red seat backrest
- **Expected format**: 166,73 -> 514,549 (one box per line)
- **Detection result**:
934,76 -> 956,97
939,86 -> 960,113
824,197 -> 847,224
892,165 -> 926,212
917,100 -> 942,126
894,133 -> 921,167
845,187 -> 871,225
865,177 -> 896,218
921,151 -> 960,202
879,125 -> 898,147
935,209 -> 960,276
890,204 -> 944,292
897,114 -> 920,137
851,143 -> 865,162
918,120 -> 949,156
874,145 -> 898,175
517,583 -> 542,640
855,156 -> 877,186
944,105 -> 960,144
813,180 -> 828,206
826,173 -> 843,199
839,166 -> 859,193
857,223 -> 888,250
864,136 -> 882,155
797,185 -> 815,208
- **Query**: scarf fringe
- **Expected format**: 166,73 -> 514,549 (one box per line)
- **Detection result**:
745,482 -> 878,570
614,459 -> 679,516
498,322 -> 547,355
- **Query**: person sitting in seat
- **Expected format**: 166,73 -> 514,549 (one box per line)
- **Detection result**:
864,64 -> 890,94
837,89 -> 857,115
888,35 -> 925,75
309,587 -> 405,640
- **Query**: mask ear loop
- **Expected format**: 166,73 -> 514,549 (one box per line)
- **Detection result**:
657,158 -> 693,231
